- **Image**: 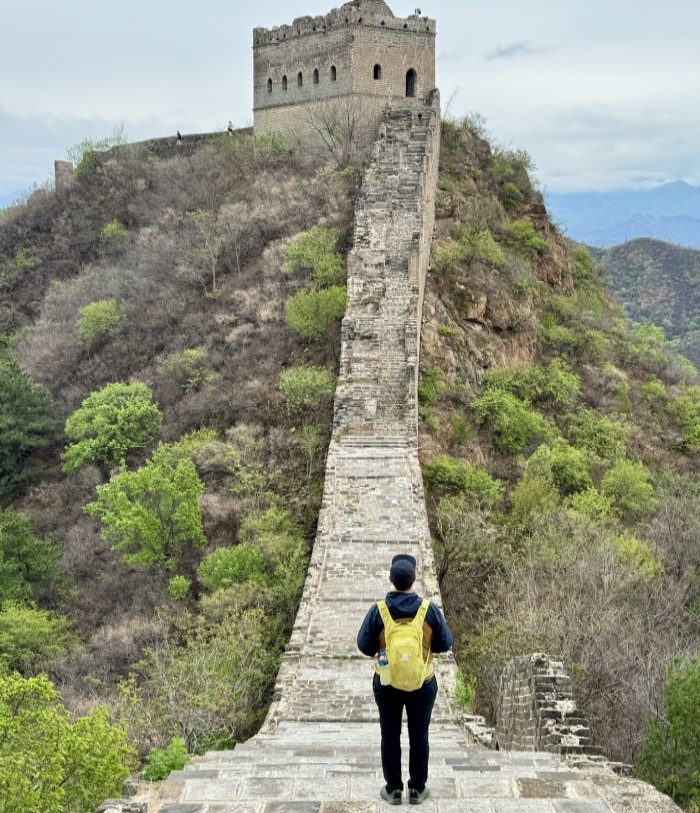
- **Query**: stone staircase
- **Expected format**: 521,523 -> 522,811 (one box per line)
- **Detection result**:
149,95 -> 680,813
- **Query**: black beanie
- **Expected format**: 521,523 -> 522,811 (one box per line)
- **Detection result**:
390,554 -> 416,591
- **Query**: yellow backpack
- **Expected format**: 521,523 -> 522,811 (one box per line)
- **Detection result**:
377,598 -> 430,691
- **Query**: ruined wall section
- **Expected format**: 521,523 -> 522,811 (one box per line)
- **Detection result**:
495,654 -> 601,756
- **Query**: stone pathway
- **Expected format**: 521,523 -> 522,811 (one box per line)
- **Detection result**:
154,99 -> 679,813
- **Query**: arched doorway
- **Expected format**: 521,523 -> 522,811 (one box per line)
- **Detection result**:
406,69 -> 417,98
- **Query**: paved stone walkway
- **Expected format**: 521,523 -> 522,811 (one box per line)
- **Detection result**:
155,100 -> 679,813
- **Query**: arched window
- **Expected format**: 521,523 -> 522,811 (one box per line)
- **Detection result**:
297,71 -> 303,87
374,64 -> 382,80
267,78 -> 273,93
313,68 -> 319,84
406,68 -> 417,98
330,65 -> 337,81
282,75 -> 288,91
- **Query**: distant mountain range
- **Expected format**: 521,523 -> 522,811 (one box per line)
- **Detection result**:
591,238 -> 700,367
547,180 -> 700,249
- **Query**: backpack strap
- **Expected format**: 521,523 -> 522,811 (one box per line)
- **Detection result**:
377,600 -> 395,635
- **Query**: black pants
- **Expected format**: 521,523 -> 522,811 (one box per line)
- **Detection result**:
372,673 -> 438,793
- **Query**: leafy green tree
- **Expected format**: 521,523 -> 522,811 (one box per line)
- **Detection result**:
284,227 -> 345,288
285,285 -> 347,341
638,653 -> 700,810
62,382 -> 162,473
0,673 -> 135,812
0,358 -> 54,499
0,603 -> 75,674
601,460 -> 658,522
168,575 -> 191,601
198,545 -> 267,591
0,509 -> 62,605
75,299 -> 122,349
85,457 -> 206,570
278,366 -> 336,415
424,455 -> 503,509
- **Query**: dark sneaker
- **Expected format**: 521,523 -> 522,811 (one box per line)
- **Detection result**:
380,785 -> 403,805
409,787 -> 430,805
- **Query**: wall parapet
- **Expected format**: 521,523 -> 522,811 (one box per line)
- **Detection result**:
494,653 -> 601,756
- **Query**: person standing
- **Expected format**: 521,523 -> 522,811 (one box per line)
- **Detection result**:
357,554 -> 454,805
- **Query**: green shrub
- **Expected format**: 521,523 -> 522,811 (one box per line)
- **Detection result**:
76,299 -> 122,349
0,673 -> 135,812
670,385 -> 700,451
435,226 -> 506,272
484,359 -> 580,406
62,382 -> 162,473
505,219 -> 548,256
198,545 -> 268,591
424,455 -> 503,509
168,575 -> 191,601
159,348 -> 219,392
418,365 -> 449,405
284,227 -> 345,288
565,488 -> 617,524
471,388 -> 553,453
638,653 -> 700,810
566,411 -> 629,463
0,602 -> 75,674
278,365 -> 336,415
455,670 -> 477,710
101,220 -> 129,252
640,378 -> 668,412
601,460 -> 658,522
238,506 -> 306,578
510,475 -> 561,528
143,736 -> 190,781
609,531 -> 663,583
570,246 -> 595,285
285,285 -> 347,340
437,324 -> 457,337
449,412 -> 476,444
527,440 -> 592,496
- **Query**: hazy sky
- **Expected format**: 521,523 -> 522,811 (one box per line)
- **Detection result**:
2,0 -> 699,198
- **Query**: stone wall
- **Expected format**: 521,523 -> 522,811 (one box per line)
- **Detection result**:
495,653 -> 600,756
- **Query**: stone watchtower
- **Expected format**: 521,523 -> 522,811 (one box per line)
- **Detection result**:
253,0 -> 436,140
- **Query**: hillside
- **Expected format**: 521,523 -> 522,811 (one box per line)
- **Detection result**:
418,118 -> 700,786
547,181 -> 700,249
0,131 -> 356,799
0,121 -> 699,811
591,238 -> 700,368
